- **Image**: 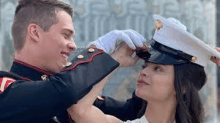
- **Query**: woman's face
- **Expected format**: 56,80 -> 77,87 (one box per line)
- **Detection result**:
136,62 -> 176,102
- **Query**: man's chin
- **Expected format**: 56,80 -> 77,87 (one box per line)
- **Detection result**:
56,61 -> 68,72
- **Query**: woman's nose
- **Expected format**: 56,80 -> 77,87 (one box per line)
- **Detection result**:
140,68 -> 149,77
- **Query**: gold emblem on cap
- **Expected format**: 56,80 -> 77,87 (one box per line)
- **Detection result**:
155,20 -> 163,30
191,56 -> 197,62
41,75 -> 47,81
88,48 -> 95,53
65,62 -> 72,67
77,55 -> 84,59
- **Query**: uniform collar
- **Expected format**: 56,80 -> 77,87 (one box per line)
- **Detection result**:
10,60 -> 53,81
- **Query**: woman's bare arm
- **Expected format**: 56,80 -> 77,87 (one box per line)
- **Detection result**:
67,73 -> 123,123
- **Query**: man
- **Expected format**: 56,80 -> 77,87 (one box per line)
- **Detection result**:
0,0 -> 146,123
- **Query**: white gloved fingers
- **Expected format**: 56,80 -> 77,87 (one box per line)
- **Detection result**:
117,31 -> 136,50
128,29 -> 146,43
99,30 -> 120,54
123,30 -> 143,47
99,36 -> 113,54
86,30 -> 141,54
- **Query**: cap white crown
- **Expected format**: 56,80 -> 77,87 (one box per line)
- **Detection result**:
152,14 -> 220,67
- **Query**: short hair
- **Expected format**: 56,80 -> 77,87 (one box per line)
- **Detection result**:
12,0 -> 73,51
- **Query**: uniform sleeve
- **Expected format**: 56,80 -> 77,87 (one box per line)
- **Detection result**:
0,48 -> 119,123
93,92 -> 146,121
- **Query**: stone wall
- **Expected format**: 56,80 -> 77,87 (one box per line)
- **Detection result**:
0,0 -> 217,122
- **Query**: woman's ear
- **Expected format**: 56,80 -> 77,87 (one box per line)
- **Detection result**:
182,88 -> 186,94
182,83 -> 187,94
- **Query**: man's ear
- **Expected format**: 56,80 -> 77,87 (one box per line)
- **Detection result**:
27,23 -> 41,42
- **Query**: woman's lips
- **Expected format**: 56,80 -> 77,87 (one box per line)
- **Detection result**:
137,80 -> 149,86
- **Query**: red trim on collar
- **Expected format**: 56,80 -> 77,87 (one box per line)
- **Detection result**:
14,59 -> 52,76
60,50 -> 104,72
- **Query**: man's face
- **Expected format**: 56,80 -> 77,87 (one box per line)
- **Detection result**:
38,10 -> 76,72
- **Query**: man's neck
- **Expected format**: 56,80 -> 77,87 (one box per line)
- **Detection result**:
144,98 -> 176,123
14,47 -> 44,71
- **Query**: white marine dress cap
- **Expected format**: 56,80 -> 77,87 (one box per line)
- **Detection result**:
137,14 -> 220,67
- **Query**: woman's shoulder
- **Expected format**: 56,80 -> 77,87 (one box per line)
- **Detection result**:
124,115 -> 148,123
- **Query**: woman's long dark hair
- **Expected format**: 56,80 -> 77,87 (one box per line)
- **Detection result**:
137,62 -> 207,123
174,62 -> 206,123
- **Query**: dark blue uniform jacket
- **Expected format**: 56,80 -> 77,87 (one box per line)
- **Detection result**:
0,48 -> 145,123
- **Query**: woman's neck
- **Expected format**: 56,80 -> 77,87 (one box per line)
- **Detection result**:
144,99 -> 177,123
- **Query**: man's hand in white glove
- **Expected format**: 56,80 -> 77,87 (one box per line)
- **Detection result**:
87,29 -> 146,54
111,42 -> 148,67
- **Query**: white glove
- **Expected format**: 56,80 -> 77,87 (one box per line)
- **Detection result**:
87,29 -> 146,54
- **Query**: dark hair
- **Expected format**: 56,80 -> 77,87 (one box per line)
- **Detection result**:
174,63 -> 206,123
12,0 -> 73,51
137,62 -> 206,123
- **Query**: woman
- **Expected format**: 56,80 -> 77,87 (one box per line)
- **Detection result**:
67,15 -> 220,123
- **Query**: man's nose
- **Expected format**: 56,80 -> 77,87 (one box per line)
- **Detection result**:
67,42 -> 77,52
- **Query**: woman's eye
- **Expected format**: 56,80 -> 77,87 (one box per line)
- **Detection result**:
154,66 -> 162,71
142,65 -> 147,69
